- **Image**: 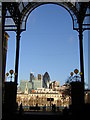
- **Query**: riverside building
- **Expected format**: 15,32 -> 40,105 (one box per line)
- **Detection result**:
17,72 -> 71,110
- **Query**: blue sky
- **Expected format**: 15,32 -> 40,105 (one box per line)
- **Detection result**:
6,4 -> 88,86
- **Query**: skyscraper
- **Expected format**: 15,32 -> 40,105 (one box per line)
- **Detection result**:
43,72 -> 50,88
30,72 -> 34,82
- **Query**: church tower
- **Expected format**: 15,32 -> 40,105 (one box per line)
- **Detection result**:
24,82 -> 28,94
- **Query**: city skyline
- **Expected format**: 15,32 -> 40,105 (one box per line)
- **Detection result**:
6,4 -> 88,86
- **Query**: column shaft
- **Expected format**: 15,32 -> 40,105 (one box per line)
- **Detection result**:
15,26 -> 21,85
79,22 -> 85,104
15,23 -> 21,104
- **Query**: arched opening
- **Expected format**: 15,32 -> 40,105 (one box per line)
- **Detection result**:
19,4 -> 79,85
6,3 -> 81,110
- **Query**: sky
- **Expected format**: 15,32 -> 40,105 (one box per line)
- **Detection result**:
6,4 -> 88,87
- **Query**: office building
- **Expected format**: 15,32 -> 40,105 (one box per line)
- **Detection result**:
43,72 -> 50,88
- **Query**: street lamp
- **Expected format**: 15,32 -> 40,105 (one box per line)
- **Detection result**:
74,69 -> 79,75
74,69 -> 79,81
6,69 -> 17,82
69,69 -> 82,83
70,72 -> 74,77
9,69 -> 14,82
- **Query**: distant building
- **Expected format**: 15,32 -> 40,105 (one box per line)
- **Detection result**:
17,75 -> 89,109
18,72 -> 61,93
17,72 -> 71,108
18,80 -> 32,94
30,72 -> 34,82
32,79 -> 42,90
17,91 -> 63,107
50,81 -> 60,91
35,88 -> 59,94
43,72 -> 50,88
18,73 -> 43,94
